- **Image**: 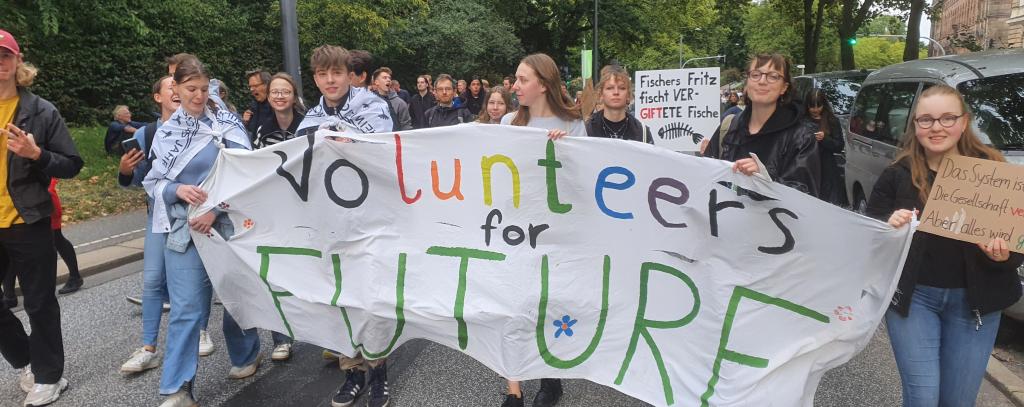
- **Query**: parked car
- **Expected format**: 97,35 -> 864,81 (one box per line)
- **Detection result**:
843,49 -> 1024,320
792,70 -> 872,206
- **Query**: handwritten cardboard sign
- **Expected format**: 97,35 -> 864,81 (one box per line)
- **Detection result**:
634,68 -> 720,152
919,155 -> 1024,252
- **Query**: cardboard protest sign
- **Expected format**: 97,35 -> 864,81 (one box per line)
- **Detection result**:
192,125 -> 912,406
918,155 -> 1024,252
634,68 -> 721,152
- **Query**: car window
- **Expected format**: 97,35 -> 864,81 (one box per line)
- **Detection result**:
850,82 -> 919,146
956,73 -> 1024,150
817,77 -> 865,115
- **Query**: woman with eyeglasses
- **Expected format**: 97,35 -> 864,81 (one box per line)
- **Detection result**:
866,84 -> 1023,407
804,89 -> 846,206
254,73 -> 306,149
703,53 -> 820,196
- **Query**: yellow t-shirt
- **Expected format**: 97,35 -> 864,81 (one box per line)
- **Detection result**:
0,95 -> 24,227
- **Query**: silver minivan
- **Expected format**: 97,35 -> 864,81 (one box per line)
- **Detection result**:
844,49 -> 1024,319
845,49 -> 1024,212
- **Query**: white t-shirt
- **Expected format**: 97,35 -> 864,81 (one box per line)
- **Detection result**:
500,111 -> 586,138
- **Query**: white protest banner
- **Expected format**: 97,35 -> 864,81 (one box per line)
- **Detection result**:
919,155 -> 1024,252
634,68 -> 721,152
192,125 -> 911,406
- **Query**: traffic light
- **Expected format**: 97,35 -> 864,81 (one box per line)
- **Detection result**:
847,36 -> 858,46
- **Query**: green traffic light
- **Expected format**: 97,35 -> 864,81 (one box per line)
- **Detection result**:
848,37 -> 858,46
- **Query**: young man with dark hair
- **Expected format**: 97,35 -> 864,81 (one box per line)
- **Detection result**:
347,50 -> 374,89
295,45 -> 393,407
243,69 -> 273,138
424,74 -> 473,128
372,67 -> 412,131
409,75 -> 436,129
296,45 -> 392,137
502,75 -> 519,110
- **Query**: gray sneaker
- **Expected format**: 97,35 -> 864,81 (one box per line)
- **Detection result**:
158,381 -> 196,407
227,353 -> 262,379
22,378 -> 68,407
18,366 -> 33,393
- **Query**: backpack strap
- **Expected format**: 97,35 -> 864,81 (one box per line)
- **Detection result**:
144,120 -> 158,160
718,114 -> 737,153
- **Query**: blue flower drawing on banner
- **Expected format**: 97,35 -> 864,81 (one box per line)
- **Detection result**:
553,315 -> 577,338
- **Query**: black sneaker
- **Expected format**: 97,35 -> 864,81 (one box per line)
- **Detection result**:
366,362 -> 390,407
501,394 -> 524,407
58,277 -> 83,294
532,378 -> 562,407
331,369 -> 365,407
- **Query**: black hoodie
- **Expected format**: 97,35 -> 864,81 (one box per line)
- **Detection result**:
705,102 -> 821,197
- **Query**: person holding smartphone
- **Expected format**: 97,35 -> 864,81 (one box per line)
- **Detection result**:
0,29 -> 83,407
805,89 -> 846,206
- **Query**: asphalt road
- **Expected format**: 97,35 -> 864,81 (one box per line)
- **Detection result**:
0,260 -> 1015,406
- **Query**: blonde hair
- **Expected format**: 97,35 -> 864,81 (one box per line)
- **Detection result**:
16,62 -> 38,87
112,105 -> 129,119
895,84 -> 1004,204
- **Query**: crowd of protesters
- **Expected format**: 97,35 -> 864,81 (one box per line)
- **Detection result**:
0,22 -> 1019,407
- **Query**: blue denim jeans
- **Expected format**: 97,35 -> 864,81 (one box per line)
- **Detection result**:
221,309 -> 261,368
141,225 -> 169,347
885,286 -> 1000,407
141,214 -> 209,348
160,242 -> 212,395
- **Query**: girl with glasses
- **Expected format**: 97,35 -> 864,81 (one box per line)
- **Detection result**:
866,84 -> 1023,406
254,73 -> 306,149
703,53 -> 821,196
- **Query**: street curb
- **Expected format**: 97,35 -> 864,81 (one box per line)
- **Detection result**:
988,355 -> 1024,407
10,237 -> 145,296
61,237 -> 146,284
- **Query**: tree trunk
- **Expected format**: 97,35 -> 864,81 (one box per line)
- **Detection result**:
903,0 -> 925,61
804,0 -> 816,73
838,0 -> 877,70
807,0 -> 830,73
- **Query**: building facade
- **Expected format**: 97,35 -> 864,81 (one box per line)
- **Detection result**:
932,0 -> 1014,54
1008,0 -> 1024,48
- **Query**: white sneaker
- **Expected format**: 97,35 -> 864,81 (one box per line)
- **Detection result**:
271,343 -> 292,361
120,348 -> 161,374
22,378 -> 68,407
158,384 -> 197,407
227,353 -> 262,379
18,366 -> 33,393
198,330 -> 215,356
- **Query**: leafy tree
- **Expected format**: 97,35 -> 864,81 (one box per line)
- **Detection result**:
386,0 -> 523,83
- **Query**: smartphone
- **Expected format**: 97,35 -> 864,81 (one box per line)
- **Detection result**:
121,138 -> 141,153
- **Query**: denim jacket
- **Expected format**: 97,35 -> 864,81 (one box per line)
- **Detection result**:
166,203 -> 233,253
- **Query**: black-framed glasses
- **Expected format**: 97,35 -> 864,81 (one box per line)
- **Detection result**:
914,114 -> 963,129
270,90 -> 293,98
745,70 -> 783,84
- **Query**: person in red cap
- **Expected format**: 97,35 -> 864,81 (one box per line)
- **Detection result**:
0,29 -> 83,407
